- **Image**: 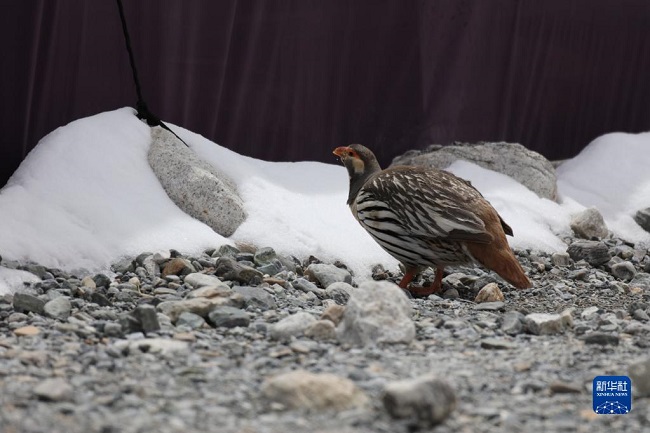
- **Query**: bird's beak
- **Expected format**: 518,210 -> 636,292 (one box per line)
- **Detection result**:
333,146 -> 349,158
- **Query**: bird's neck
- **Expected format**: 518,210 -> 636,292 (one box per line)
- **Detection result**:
346,162 -> 381,205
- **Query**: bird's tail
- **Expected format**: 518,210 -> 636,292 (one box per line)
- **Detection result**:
466,242 -> 532,289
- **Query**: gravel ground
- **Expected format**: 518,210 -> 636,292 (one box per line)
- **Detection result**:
1,236 -> 650,433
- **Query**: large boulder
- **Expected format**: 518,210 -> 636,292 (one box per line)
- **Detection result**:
148,127 -> 246,236
391,142 -> 557,200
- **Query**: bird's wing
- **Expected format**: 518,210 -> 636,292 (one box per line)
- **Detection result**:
356,168 -> 494,244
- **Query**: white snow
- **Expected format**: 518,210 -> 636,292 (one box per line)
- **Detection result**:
0,107 -> 649,295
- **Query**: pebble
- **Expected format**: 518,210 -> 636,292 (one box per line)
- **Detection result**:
501,311 -> 526,335
184,273 -> 227,288
176,312 -> 206,329
480,338 -> 517,350
304,263 -> 352,288
43,296 -> 72,320
261,370 -> 368,411
292,278 -> 326,298
525,313 -> 567,335
382,375 -> 456,426
207,306 -> 250,328
321,304 -> 346,325
13,292 -> 46,315
336,281 -> 415,346
14,325 -> 41,336
551,252 -> 572,267
269,312 -> 316,340
233,285 -> 277,310
570,207 -> 608,239
567,240 -> 610,266
583,332 -> 619,346
611,261 -> 636,281
33,378 -> 73,402
474,283 -> 505,303
304,320 -> 337,341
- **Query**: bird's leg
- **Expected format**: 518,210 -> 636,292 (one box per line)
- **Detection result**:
398,268 -> 417,288
406,266 -> 445,297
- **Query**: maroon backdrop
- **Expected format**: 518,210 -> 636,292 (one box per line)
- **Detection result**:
2,0 -> 650,187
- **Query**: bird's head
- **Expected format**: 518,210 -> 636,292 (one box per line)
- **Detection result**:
333,144 -> 381,177
333,144 -> 382,204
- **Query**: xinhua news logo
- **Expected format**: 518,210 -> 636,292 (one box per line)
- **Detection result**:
593,376 -> 632,415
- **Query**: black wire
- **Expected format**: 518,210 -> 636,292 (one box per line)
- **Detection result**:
115,0 -> 188,146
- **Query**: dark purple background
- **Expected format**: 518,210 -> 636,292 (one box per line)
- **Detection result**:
2,0 -> 650,187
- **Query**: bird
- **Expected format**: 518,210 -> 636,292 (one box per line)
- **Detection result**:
333,144 -> 531,296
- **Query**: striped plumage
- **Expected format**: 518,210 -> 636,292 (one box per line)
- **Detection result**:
334,144 -> 531,296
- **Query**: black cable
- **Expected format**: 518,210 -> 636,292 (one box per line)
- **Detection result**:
115,0 -> 188,146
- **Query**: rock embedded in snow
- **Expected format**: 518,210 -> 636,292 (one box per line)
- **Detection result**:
382,375 -> 456,426
148,127 -> 246,237
570,207 -> 609,239
567,240 -> 610,266
261,370 -> 369,411
633,208 -> 650,233
336,281 -> 415,346
391,142 -> 557,200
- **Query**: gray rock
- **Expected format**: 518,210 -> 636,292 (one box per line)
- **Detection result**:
269,312 -> 317,340
184,273 -> 227,289
253,247 -> 277,266
629,273 -> 650,291
325,282 -> 353,305
570,207 -> 609,239
148,127 -> 246,236
13,293 -> 45,315
207,306 -> 250,328
23,264 -> 50,280
215,257 -> 263,285
551,252 -> 572,267
292,278 -> 326,298
176,311 -> 206,329
525,313 -> 567,335
233,286 -> 277,310
33,378 -> 73,402
628,357 -> 650,397
111,257 -> 135,274
257,260 -> 283,276
480,338 -> 517,350
261,370 -> 369,411
382,375 -> 456,426
134,304 -> 161,333
305,263 -> 352,288
337,281 -> 415,346
304,320 -> 337,341
93,273 -> 112,289
633,208 -> 650,233
501,311 -> 526,335
391,142 -> 557,200
583,333 -> 619,346
581,306 -> 601,320
611,261 -> 636,281
43,297 -> 72,320
567,240 -> 610,266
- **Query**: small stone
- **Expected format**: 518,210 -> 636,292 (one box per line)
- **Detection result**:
13,293 -> 46,315
261,370 -> 369,411
382,375 -> 456,426
157,297 -> 241,323
33,378 -> 73,402
567,240 -> 610,266
186,286 -> 233,299
304,320 -> 337,341
304,263 -> 352,288
162,258 -> 195,277
325,282 -> 353,305
633,309 -> 650,321
551,252 -> 572,267
525,313 -> 567,335
611,261 -> 637,281
93,273 -> 112,288
480,338 -> 517,350
207,306 -> 250,328
337,281 -> 415,346
111,257 -> 135,274
321,304 -> 346,325
184,273 -> 227,289
133,304 -> 161,333
214,257 -> 263,285
176,312 -> 206,329
629,273 -> 650,291
583,332 -> 619,346
292,278 -> 326,298
14,325 -> 41,336
269,312 -> 317,340
570,207 -> 608,239
628,357 -> 650,397
81,276 -> 96,289
442,288 -> 459,299
549,381 -> 582,394
474,283 -> 505,303
473,301 -> 506,311
126,338 -> 190,355
633,208 -> 650,233
253,246 -> 277,266
103,322 -> 123,337
501,311 -> 526,335
43,297 -> 72,320
233,286 -> 277,310
89,291 -> 112,307
581,306 -> 601,320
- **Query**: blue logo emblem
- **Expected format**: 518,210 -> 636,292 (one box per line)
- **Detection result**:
593,376 -> 632,414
